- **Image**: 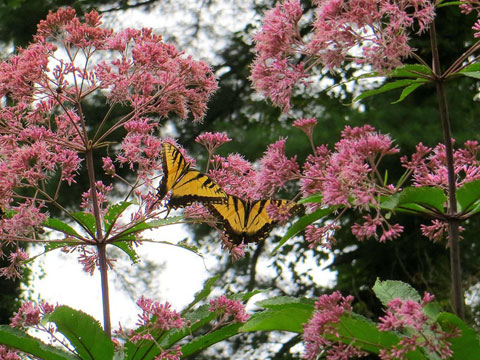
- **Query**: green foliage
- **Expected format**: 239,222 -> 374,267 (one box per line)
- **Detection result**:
373,279 -> 422,306
0,325 -> 77,360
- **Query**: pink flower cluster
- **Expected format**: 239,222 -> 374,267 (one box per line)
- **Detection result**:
401,140 -> 480,189
207,136 -> 299,201
251,0 -> 435,111
0,7 -> 219,276
10,301 -> 56,329
0,249 -> 29,279
378,293 -> 457,359
209,295 -> 250,326
303,291 -> 366,360
0,346 -> 20,360
300,125 -> 403,245
131,296 -> 185,343
195,132 -> 232,155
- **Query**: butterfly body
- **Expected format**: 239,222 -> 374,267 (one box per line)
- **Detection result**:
157,142 -> 226,209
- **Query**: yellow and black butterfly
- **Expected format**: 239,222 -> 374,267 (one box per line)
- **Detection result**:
157,142 -> 226,210
207,195 -> 300,244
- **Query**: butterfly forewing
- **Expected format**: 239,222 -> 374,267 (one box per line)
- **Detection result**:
157,142 -> 227,209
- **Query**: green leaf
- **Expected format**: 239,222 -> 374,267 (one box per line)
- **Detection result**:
0,325 -> 77,360
336,314 -> 425,359
49,306 -> 114,360
354,79 -> 424,103
298,193 -> 323,204
125,305 -> 216,360
255,296 -> 316,310
456,180 -> 480,214
271,207 -> 335,255
105,202 -> 132,232
112,241 -> 140,264
180,323 -> 243,357
437,312 -> 480,359
391,82 -> 425,104
71,212 -> 97,236
182,275 -> 220,314
380,187 -> 446,214
43,217 -> 81,238
460,71 -> 480,80
373,279 -> 421,306
241,297 -> 315,333
389,64 -> 433,78
119,216 -> 183,237
459,63 -> 480,73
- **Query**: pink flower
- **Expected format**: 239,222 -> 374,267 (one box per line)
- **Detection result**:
292,117 -> 317,139
303,291 -> 366,360
153,345 -> 182,360
0,249 -> 29,279
251,0 -> 435,111
0,346 -> 20,360
401,140 -> 480,189
378,293 -> 457,360
208,154 -> 260,200
195,132 -> 232,154
305,222 -> 341,249
209,295 -> 250,325
135,296 -> 185,331
10,301 -> 55,329
255,138 -> 299,197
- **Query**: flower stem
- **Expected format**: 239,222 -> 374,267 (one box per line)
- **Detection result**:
85,147 -> 112,335
429,21 -> 464,318
97,243 -> 112,337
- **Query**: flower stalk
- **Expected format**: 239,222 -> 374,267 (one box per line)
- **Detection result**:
429,21 -> 464,318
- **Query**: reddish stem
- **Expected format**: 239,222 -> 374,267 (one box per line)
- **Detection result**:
429,21 -> 464,318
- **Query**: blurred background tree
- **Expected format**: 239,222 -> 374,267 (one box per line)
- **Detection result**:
1,1 -> 480,359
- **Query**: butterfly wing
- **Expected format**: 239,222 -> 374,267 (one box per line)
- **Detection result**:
157,142 -> 190,201
209,197 -> 295,244
167,169 -> 226,209
157,142 -> 226,209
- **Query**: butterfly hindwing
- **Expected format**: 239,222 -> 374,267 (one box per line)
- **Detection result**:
208,196 -> 297,244
157,142 -> 226,209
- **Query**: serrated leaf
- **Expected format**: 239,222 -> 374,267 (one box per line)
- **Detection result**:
271,207 -> 334,255
112,241 -> 140,264
71,212 -> 97,236
105,202 -> 132,231
456,180 -> 480,214
43,217 -> 81,238
0,325 -> 77,360
391,81 -> 426,104
437,312 -> 480,359
49,306 -> 114,360
354,79 -> 421,103
373,279 -> 421,306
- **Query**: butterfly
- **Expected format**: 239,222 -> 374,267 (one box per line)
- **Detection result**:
157,142 -> 227,210
207,195 -> 300,244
